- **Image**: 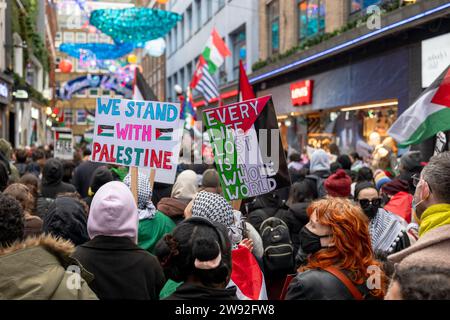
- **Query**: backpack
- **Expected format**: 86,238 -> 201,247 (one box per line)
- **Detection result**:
305,174 -> 327,198
260,217 -> 294,275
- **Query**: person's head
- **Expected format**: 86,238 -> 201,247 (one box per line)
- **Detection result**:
337,154 -> 352,170
19,173 -> 40,198
0,194 -> 24,247
62,160 -> 76,183
42,158 -> 64,185
89,166 -> 114,196
3,183 -> 35,214
329,143 -> 340,156
123,172 -> 156,220
200,169 -> 221,194
324,169 -> 352,198
88,181 -> 138,242
83,148 -> 92,160
386,266 -> 450,300
0,138 -> 13,160
43,194 -> 89,246
330,162 -> 342,174
413,152 -> 450,220
32,149 -> 46,168
155,217 -> 232,288
357,167 -> 374,184
354,182 -> 381,220
0,162 -> 8,192
287,180 -> 315,206
171,169 -> 198,200
186,191 -> 240,245
289,152 -> 301,163
15,149 -> 28,164
310,149 -> 330,173
350,152 -> 362,163
300,197 -> 385,298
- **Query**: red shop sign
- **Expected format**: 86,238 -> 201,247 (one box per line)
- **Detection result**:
290,80 -> 313,106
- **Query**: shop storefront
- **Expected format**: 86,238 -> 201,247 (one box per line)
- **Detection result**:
0,73 -> 13,140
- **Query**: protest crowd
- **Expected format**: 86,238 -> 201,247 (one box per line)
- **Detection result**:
1,136 -> 450,301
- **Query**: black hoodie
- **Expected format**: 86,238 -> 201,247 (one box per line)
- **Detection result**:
42,196 -> 89,245
275,202 -> 310,255
165,283 -> 237,300
41,158 -> 76,198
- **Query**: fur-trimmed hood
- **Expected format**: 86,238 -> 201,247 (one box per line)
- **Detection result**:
0,235 -> 96,300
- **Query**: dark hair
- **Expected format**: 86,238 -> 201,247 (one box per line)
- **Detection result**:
421,151 -> 450,203
15,149 -> 28,163
155,217 -> 232,287
19,173 -> 39,198
357,167 -> 374,183
337,155 -> 352,170
287,181 -> 314,205
83,149 -> 92,157
350,152 -> 362,161
330,162 -> 342,174
32,149 -> 45,162
0,162 -> 8,192
3,183 -> 35,214
354,181 -> 377,200
393,266 -> 450,300
289,153 -> 301,162
0,194 -> 24,247
62,160 -> 76,183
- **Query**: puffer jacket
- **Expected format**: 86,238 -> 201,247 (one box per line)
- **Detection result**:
0,235 -> 97,300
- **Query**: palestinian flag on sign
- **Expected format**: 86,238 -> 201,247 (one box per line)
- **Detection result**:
97,125 -> 114,137
155,128 -> 173,141
388,65 -> 450,147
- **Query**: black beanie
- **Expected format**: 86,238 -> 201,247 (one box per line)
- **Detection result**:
90,166 -> 114,194
401,151 -> 422,172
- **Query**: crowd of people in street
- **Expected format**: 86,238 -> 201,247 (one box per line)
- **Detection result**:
1,137 -> 450,300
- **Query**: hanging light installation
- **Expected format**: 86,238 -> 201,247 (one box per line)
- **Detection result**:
89,7 -> 181,44
59,42 -> 135,60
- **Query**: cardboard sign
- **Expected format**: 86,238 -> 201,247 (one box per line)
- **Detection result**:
91,97 -> 183,184
203,95 -> 291,201
54,127 -> 74,160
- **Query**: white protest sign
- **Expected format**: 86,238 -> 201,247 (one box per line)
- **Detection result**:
54,127 -> 73,160
91,97 -> 183,184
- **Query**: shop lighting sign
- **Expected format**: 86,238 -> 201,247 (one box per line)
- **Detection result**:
290,80 -> 313,106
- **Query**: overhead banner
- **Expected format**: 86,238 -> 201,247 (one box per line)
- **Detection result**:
203,95 -> 291,201
91,97 -> 183,184
54,127 -> 74,160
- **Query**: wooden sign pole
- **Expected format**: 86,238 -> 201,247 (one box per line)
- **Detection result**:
149,168 -> 156,191
130,166 -> 138,204
231,199 -> 242,211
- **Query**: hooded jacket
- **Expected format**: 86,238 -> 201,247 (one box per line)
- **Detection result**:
43,196 -> 89,246
0,235 -> 97,300
72,181 -> 166,299
41,158 -> 76,198
275,202 -> 310,255
165,282 -> 237,300
157,197 -> 189,222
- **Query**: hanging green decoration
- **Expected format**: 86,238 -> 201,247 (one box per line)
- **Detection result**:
59,42 -> 135,60
89,7 -> 182,44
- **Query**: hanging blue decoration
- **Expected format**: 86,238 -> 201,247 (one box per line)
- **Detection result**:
89,7 -> 182,44
59,42 -> 134,60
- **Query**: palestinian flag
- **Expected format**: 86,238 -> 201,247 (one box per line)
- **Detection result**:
388,65 -> 450,147
237,59 -> 255,102
229,246 -> 267,300
202,28 -> 231,75
155,128 -> 173,141
97,125 -> 114,137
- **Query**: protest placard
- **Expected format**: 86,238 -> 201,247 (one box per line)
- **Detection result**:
91,97 -> 183,184
203,95 -> 291,201
54,127 -> 74,160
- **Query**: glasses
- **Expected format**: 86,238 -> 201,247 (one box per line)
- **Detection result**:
359,198 -> 382,208
412,174 -> 421,187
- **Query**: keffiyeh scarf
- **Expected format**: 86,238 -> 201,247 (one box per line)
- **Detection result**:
369,208 -> 406,253
123,172 -> 156,220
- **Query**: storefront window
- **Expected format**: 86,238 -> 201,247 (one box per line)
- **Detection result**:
231,25 -> 246,81
350,0 -> 382,14
298,0 -> 325,42
267,0 -> 280,55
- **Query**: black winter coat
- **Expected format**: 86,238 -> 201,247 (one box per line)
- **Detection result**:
72,236 -> 165,300
165,283 -> 237,300
275,202 -> 310,255
72,161 -> 104,198
285,269 -> 375,300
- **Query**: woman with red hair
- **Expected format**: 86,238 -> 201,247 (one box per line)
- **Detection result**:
285,197 -> 386,300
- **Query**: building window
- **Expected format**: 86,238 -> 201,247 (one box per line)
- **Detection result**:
218,0 -> 225,10
179,21 -> 184,46
180,68 -> 185,92
267,0 -> 280,55
187,62 -> 193,84
298,0 -> 325,42
186,5 -> 193,38
206,0 -> 213,20
230,25 -> 246,81
195,0 -> 202,30
350,0 -> 382,13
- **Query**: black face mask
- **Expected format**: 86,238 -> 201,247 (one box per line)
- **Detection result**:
299,226 -> 332,254
362,205 -> 379,219
358,198 -> 381,219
